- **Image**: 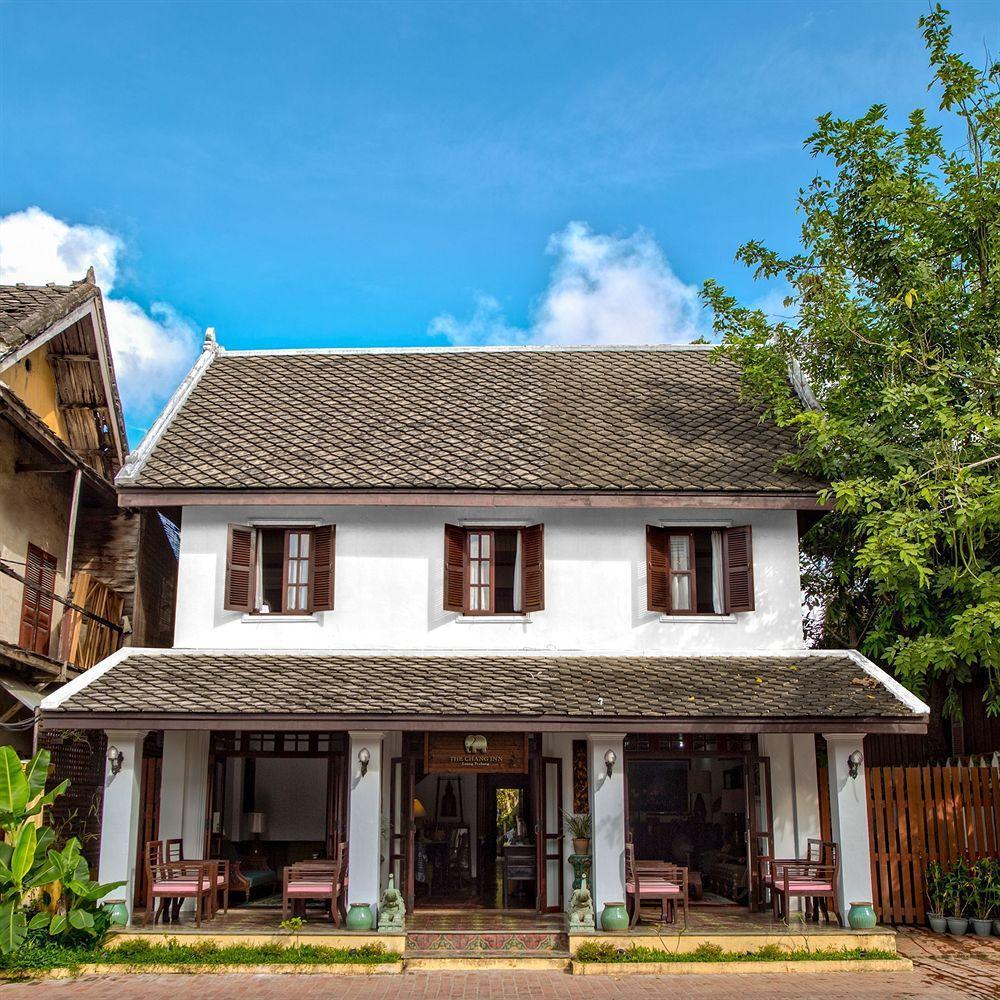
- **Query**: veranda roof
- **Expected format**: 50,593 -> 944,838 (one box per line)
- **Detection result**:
40,648 -> 928,733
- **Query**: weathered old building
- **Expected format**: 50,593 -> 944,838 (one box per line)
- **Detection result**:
0,272 -> 177,784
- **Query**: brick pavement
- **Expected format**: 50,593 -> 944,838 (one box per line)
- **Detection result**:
0,931 -> 996,1000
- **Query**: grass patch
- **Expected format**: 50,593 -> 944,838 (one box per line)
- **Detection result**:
575,941 -> 897,964
0,938 -> 398,976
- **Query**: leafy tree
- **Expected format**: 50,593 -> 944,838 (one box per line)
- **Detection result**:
703,5 -> 999,717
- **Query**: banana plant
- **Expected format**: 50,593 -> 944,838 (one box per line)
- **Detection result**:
0,745 -> 121,954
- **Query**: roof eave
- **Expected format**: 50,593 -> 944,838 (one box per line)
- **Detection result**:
116,487 -> 833,511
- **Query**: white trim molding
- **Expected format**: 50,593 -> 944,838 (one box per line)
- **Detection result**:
116,329 -> 221,486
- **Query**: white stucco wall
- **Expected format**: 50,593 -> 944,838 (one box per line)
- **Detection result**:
173,505 -> 805,652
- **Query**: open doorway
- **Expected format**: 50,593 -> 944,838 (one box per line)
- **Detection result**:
626,753 -> 759,907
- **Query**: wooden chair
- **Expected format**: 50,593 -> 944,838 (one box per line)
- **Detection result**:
501,844 -> 536,908
759,838 -> 838,921
334,841 -> 349,922
282,860 -> 342,925
624,844 -> 689,926
165,838 -> 230,917
769,841 -> 840,924
143,840 -> 214,928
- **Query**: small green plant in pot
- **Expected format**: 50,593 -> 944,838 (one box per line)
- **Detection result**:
943,860 -> 971,935
562,812 -> 591,855
924,862 -> 948,933
969,859 -> 995,937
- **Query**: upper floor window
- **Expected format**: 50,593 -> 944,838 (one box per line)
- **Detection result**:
20,542 -> 57,654
646,525 -> 754,615
224,524 -> 335,615
443,524 -> 544,615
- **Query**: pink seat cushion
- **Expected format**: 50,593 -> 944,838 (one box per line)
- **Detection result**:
286,882 -> 335,895
625,880 -> 683,895
151,881 -> 205,892
776,881 -> 834,892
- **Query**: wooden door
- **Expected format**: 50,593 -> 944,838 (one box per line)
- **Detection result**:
19,543 -> 57,655
389,756 -> 416,911
326,752 -> 346,856
538,756 -> 564,912
132,756 -> 162,907
746,755 -> 773,911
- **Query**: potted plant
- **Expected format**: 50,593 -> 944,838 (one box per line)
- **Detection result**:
563,812 -> 591,855
944,859 -> 970,935
925,861 -> 948,933
969,859 -> 995,937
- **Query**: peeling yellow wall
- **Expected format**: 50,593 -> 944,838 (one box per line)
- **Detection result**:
0,343 -> 69,441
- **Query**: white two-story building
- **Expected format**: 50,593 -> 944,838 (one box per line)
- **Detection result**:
40,337 -> 927,929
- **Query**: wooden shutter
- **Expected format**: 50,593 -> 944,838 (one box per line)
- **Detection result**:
224,524 -> 256,612
443,524 -> 466,612
19,543 -> 57,654
312,525 -> 336,611
723,525 -> 755,613
645,525 -> 669,613
520,523 -> 545,612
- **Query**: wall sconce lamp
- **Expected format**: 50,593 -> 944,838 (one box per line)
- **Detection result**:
358,746 -> 371,777
847,749 -> 864,780
107,745 -> 124,776
604,749 -> 617,778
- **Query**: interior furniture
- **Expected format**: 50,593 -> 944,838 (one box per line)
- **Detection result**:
220,841 -> 277,901
500,843 -> 536,908
165,838 -> 229,917
624,843 -> 689,926
142,840 -> 215,928
758,838 -> 840,923
282,859 -> 342,924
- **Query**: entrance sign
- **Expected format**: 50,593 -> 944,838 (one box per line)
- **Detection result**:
424,732 -> 528,774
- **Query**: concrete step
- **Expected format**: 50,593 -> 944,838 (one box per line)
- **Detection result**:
404,954 -> 571,971
405,928 -> 569,956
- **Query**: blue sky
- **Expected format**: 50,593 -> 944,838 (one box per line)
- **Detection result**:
1,1 -> 996,442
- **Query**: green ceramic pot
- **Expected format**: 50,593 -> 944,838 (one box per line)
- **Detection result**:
105,901 -> 129,927
847,902 -> 877,930
601,902 -> 629,931
346,902 -> 374,931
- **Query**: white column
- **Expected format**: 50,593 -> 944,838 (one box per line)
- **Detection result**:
157,730 -> 210,912
347,731 -> 384,928
759,733 -> 821,860
588,733 -> 626,927
97,730 -> 147,921
158,731 -> 210,857
824,733 -> 873,925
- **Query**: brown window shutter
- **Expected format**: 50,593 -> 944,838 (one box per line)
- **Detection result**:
443,524 -> 466,612
312,525 -> 336,612
224,524 -> 256,612
646,526 -> 670,613
723,525 -> 755,613
19,543 -> 57,654
520,523 -> 545,612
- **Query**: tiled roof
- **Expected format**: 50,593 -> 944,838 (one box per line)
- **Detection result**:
43,650 -> 923,723
0,278 -> 100,356
125,347 -> 823,494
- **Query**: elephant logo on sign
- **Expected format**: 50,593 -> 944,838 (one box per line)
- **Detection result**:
464,735 -> 488,754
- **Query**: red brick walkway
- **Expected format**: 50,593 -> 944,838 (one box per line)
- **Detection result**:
1,930 -> 996,1000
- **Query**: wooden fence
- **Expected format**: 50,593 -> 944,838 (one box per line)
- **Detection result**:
819,763 -> 1000,924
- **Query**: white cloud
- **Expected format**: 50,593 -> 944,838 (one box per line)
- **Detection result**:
430,221 -> 706,346
0,206 -> 199,431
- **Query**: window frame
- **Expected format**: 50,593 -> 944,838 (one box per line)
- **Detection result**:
664,531 -> 698,616
247,525 -> 316,617
446,524 -> 542,617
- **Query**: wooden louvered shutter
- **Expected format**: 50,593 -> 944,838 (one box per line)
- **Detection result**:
19,543 -> 57,654
520,523 -> 545,613
312,525 -> 336,612
646,525 -> 670,613
224,525 -> 256,612
443,524 -> 466,612
724,525 -> 755,613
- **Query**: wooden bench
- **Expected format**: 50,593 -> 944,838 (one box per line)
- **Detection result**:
282,860 -> 342,925
625,843 -> 689,926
